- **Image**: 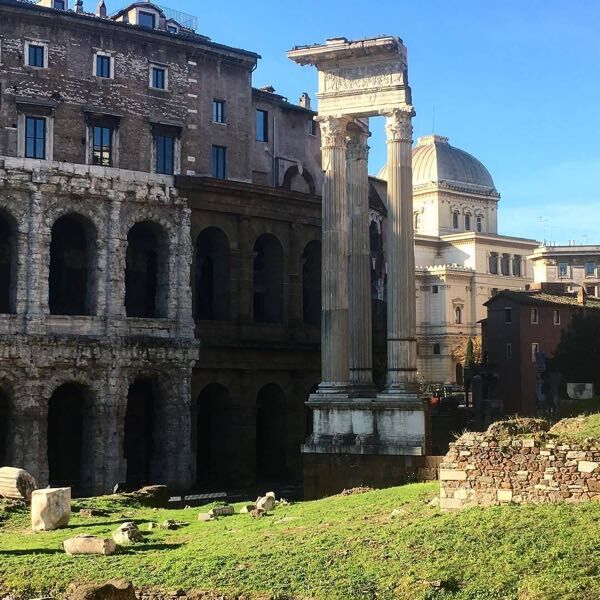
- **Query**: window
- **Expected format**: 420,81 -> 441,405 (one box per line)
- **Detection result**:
150,66 -> 167,90
308,118 -> 317,136
256,109 -> 268,142
95,54 -> 111,78
212,145 -> 226,179
530,307 -> 538,324
504,307 -> 512,324
491,287 -> 499,296
558,262 -> 568,278
513,255 -> 522,277
585,261 -> 596,277
476,215 -> 483,232
553,309 -> 560,325
531,343 -> 539,363
167,24 -> 179,33
414,212 -> 421,230
433,343 -> 441,355
92,125 -> 113,166
506,343 -> 512,359
212,100 -> 225,124
586,285 -> 596,296
138,11 -> 156,29
501,254 -> 511,276
455,306 -> 462,324
155,133 -> 175,175
54,0 -> 65,9
489,252 -> 499,275
431,285 -> 439,294
28,44 -> 45,68
25,116 -> 46,159
452,211 -> 459,229
465,214 -> 471,231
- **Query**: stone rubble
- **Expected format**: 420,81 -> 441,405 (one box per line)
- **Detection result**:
112,522 -> 144,545
31,487 -> 71,532
63,535 -> 117,556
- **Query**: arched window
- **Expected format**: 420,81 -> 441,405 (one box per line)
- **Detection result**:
256,383 -> 289,481
194,383 -> 233,485
0,211 -> 17,314
464,214 -> 471,231
124,377 -> 159,488
282,166 -> 316,194
489,252 -> 499,275
476,215 -> 483,233
48,383 -> 94,494
302,240 -> 321,326
452,211 -> 459,229
49,214 -> 97,316
125,222 -> 169,318
414,212 -> 421,230
195,228 -> 230,321
253,233 -> 283,323
455,306 -> 462,324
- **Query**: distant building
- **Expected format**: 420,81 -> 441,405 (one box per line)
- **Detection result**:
375,135 -> 539,386
482,286 -> 600,416
529,245 -> 600,298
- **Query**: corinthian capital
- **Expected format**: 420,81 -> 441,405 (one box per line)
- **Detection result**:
384,106 -> 415,143
317,115 -> 350,149
346,129 -> 370,162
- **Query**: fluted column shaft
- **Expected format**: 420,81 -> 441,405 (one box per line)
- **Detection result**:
384,107 -> 418,393
347,127 -> 374,390
318,116 -> 350,390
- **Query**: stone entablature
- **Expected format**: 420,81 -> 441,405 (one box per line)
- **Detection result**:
439,432 -> 600,510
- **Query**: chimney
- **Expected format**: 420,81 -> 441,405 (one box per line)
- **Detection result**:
299,92 -> 311,109
577,285 -> 587,306
96,0 -> 107,17
260,85 -> 276,94
75,0 -> 83,13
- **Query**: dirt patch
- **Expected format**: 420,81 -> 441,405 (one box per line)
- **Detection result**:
486,417 -> 550,439
339,486 -> 373,496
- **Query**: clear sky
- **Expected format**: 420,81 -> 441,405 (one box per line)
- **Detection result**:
106,0 -> 600,244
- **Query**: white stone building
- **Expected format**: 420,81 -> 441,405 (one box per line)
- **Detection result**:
375,134 -> 539,385
529,245 -> 600,298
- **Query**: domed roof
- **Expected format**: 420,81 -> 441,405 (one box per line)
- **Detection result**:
377,135 -> 497,194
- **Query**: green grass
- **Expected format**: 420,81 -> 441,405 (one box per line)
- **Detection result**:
551,412 -> 600,442
1,483 -> 600,599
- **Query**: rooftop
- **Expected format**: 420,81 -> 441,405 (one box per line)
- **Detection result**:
485,289 -> 600,310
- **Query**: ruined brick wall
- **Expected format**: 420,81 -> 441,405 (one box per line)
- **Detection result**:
440,432 -> 600,510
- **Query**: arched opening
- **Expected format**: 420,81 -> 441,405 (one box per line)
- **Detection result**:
282,165 -> 316,194
194,383 -> 233,485
125,222 -> 169,318
414,212 -> 421,230
0,211 -> 17,314
253,234 -> 283,323
464,214 -> 471,231
0,386 -> 9,466
48,383 -> 92,492
124,378 -> 157,488
455,306 -> 462,325
452,211 -> 459,229
49,214 -> 96,316
476,215 -> 483,233
194,228 -> 230,321
256,383 -> 289,482
302,240 -> 321,326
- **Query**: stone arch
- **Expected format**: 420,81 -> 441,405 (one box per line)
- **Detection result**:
49,213 -> 98,316
125,221 -> 170,318
253,233 -> 284,323
282,165 -> 316,195
255,382 -> 290,482
47,382 -> 95,493
193,383 -> 233,485
194,227 -> 230,321
302,240 -> 321,326
0,209 -> 18,314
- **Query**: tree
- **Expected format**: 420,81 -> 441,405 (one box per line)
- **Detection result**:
464,337 -> 475,368
549,312 -> 600,392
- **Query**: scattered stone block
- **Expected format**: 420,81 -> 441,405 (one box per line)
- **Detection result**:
31,487 -> 71,532
63,535 -> 117,556
208,505 -> 234,517
250,508 -> 266,518
256,492 -> 276,512
390,508 -> 407,518
240,504 -> 256,513
578,461 -> 598,473
128,485 -> 170,508
112,522 -> 143,545
79,508 -> 100,518
0,467 -> 37,501
159,519 -> 186,530
66,578 -> 135,599
198,513 -> 214,522
497,490 -> 513,503
439,497 -> 463,510
427,496 -> 440,507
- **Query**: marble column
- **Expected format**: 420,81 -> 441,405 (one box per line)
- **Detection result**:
317,115 -> 350,392
382,107 -> 418,395
346,126 -> 375,393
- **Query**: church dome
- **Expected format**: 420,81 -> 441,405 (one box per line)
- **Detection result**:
377,135 -> 497,194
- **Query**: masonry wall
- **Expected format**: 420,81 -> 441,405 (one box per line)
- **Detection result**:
439,432 -> 600,510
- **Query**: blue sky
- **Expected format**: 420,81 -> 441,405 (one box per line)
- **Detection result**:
106,0 -> 600,243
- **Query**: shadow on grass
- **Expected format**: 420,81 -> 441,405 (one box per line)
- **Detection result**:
119,542 -> 184,553
0,548 -> 62,555
66,518 -> 150,529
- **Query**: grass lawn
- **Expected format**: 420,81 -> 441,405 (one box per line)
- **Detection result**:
1,482 -> 600,600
